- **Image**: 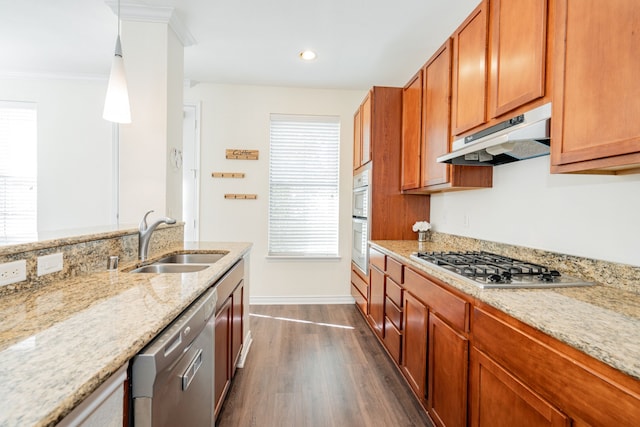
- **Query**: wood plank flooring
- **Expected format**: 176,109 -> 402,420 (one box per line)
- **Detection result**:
216,304 -> 433,427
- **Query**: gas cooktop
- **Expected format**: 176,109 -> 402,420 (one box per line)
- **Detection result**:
410,251 -> 594,289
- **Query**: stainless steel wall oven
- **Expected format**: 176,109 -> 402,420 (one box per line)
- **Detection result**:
352,166 -> 371,276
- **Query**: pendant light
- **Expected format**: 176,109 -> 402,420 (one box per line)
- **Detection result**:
103,0 -> 131,123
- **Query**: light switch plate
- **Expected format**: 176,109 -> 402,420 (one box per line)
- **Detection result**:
0,260 -> 27,286
37,253 -> 64,276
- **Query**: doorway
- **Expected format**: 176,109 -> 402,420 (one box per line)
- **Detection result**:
182,103 -> 200,242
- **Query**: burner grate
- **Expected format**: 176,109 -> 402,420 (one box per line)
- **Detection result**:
409,250 -> 594,289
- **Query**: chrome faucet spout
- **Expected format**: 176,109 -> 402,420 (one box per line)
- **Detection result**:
138,210 -> 177,261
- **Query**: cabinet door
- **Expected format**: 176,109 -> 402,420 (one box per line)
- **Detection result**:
489,0 -> 547,118
401,71 -> 423,190
214,296 -> 232,418
353,108 -> 362,170
470,347 -> 570,427
551,0 -> 640,173
231,281 -> 244,374
428,314 -> 469,427
402,291 -> 428,402
422,40 -> 452,188
361,93 -> 372,165
451,1 -> 488,136
368,265 -> 385,337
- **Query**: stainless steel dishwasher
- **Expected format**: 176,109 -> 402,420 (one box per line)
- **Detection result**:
131,286 -> 217,427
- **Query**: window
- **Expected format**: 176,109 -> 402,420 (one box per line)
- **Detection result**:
268,114 -> 340,257
0,101 -> 37,243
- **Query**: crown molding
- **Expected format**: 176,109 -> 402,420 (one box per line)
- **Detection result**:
0,71 -> 108,82
104,1 -> 197,47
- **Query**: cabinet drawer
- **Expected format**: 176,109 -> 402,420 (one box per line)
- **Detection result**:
386,277 -> 403,308
404,267 -> 469,332
351,267 -> 368,300
370,247 -> 386,271
387,256 -> 404,284
351,284 -> 367,315
385,296 -> 403,330
384,318 -> 402,364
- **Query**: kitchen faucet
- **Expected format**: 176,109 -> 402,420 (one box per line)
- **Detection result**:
138,210 -> 177,261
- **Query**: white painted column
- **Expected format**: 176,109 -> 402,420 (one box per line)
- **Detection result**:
115,5 -> 189,225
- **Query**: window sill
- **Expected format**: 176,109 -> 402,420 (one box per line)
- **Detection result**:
266,255 -> 342,261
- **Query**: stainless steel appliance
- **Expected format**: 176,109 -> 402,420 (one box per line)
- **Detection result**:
437,103 -> 551,166
352,166 -> 371,275
132,286 -> 218,427
411,251 -> 594,289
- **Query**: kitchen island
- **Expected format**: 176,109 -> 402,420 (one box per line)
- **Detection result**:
0,241 -> 251,427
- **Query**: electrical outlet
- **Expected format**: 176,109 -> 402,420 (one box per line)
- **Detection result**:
0,260 -> 27,286
37,253 -> 64,276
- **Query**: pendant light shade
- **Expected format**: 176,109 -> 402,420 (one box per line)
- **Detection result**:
103,1 -> 131,123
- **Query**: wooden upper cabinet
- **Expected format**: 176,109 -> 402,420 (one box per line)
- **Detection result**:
360,93 -> 372,165
401,39 -> 493,194
353,108 -> 362,171
401,71 -> 423,190
489,0 -> 548,118
353,92 -> 372,171
551,0 -> 640,174
422,41 -> 454,188
452,1 -> 488,136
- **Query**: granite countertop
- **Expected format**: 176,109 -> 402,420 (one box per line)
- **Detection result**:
0,241 -> 252,427
371,240 -> 640,382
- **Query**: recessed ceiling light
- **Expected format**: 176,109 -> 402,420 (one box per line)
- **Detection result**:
299,50 -> 317,61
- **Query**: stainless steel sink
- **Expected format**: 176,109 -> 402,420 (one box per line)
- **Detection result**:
129,264 -> 210,274
156,253 -> 227,264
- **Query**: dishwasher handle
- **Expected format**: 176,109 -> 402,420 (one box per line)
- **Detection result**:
181,348 -> 203,391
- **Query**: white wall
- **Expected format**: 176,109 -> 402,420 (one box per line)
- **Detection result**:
185,83 -> 366,302
0,77 -> 115,232
430,155 -> 640,266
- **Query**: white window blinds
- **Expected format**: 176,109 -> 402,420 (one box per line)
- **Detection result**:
0,101 -> 37,243
268,114 -> 340,257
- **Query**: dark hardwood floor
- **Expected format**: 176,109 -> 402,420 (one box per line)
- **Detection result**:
216,304 -> 432,427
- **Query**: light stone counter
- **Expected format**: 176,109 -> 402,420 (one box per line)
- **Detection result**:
371,240 -> 640,381
0,241 -> 252,427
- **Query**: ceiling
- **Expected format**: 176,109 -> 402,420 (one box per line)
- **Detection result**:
0,0 -> 478,90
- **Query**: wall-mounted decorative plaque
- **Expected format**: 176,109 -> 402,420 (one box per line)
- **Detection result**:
224,194 -> 257,199
212,172 -> 246,178
225,149 -> 259,160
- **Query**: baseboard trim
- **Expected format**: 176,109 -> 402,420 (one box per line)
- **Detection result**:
236,330 -> 252,368
249,295 -> 356,305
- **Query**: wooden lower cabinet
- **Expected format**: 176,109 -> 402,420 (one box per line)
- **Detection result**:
351,264 -> 369,315
231,281 -> 244,374
360,250 -> 640,426
402,291 -> 428,403
214,296 -> 232,417
214,266 -> 245,419
428,314 -> 468,427
470,347 -> 570,427
368,265 -> 385,338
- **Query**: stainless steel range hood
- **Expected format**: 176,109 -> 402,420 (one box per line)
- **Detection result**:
437,103 -> 551,166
